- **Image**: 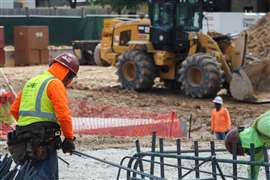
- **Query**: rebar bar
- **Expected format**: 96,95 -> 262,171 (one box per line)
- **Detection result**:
72,151 -> 165,180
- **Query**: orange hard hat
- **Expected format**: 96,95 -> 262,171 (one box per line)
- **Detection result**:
224,128 -> 245,156
51,53 -> 79,75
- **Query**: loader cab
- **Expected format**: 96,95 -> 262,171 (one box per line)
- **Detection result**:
149,0 -> 203,52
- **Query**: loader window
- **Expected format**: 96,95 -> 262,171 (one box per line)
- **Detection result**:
119,30 -> 131,46
151,2 -> 174,28
176,0 -> 202,31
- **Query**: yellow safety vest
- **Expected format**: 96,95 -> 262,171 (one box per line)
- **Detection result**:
18,71 -> 57,126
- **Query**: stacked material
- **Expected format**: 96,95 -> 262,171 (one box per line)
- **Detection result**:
14,26 -> 49,66
247,13 -> 270,62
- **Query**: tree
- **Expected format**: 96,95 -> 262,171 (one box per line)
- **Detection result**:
90,0 -> 146,14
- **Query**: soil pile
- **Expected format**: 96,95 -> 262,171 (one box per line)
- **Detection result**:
243,13 -> 270,93
247,13 -> 270,61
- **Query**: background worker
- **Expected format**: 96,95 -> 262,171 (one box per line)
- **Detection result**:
8,53 -> 79,180
211,96 -> 231,140
225,110 -> 270,180
0,88 -> 14,126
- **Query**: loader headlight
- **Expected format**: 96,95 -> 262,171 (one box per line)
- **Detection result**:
159,35 -> 164,41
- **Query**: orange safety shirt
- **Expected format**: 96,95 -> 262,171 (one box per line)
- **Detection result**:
211,107 -> 231,133
10,63 -> 74,139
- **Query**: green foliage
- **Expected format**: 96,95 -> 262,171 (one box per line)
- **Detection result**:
90,0 -> 146,14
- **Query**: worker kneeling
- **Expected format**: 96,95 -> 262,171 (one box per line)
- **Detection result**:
7,53 -> 79,179
225,110 -> 270,180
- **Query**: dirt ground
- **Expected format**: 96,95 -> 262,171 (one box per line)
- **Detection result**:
0,64 -> 268,179
1,65 -> 270,141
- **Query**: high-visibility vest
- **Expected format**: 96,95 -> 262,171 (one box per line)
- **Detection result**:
18,71 -> 57,126
240,110 -> 270,149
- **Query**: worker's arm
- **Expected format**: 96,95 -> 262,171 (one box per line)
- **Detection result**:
47,79 -> 74,139
224,108 -> 232,130
10,91 -> 22,121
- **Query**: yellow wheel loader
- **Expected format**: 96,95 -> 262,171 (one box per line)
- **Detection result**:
94,0 -> 270,103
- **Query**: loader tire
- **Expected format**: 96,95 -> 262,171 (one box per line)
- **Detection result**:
94,44 -> 110,66
178,53 -> 224,98
116,49 -> 156,91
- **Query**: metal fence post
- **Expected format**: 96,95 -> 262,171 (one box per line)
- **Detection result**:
210,141 -> 217,180
176,139 -> 182,179
250,144 -> 256,179
159,138 -> 165,178
263,146 -> 270,180
232,142 -> 238,180
150,132 -> 157,180
136,140 -> 145,179
194,141 -> 200,178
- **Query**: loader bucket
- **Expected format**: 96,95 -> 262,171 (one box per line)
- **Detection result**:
230,59 -> 270,103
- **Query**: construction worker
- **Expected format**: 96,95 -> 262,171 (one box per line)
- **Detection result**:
7,53 -> 79,180
211,96 -> 231,140
225,110 -> 270,180
0,88 -> 15,125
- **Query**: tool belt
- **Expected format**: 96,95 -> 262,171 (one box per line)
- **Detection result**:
7,122 -> 62,163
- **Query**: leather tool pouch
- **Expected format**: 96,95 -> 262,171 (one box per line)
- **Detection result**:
7,122 -> 61,163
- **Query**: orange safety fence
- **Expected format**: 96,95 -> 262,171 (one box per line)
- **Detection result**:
0,98 -> 184,138
73,112 -> 183,137
70,100 -> 183,138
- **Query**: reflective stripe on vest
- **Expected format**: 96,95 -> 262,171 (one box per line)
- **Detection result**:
19,76 -> 56,121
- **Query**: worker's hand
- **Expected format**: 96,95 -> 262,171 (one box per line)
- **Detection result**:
211,131 -> 214,135
62,138 -> 75,154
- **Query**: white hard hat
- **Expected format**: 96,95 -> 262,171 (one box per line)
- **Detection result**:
213,96 -> 223,104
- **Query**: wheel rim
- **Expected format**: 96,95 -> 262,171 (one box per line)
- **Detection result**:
123,61 -> 136,81
187,66 -> 203,86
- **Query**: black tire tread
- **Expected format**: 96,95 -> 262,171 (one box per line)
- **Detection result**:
178,53 -> 224,98
116,49 -> 156,91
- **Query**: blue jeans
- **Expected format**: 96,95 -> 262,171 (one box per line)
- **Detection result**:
215,132 -> 226,140
31,148 -> 58,180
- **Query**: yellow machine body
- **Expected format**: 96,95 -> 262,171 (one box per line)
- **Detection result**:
99,18 -> 244,82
